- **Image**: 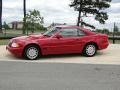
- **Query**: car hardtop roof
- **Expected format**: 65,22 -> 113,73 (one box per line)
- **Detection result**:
55,25 -> 80,29
55,25 -> 95,35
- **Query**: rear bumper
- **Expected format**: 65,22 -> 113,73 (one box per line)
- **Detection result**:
99,42 -> 109,50
6,46 -> 23,57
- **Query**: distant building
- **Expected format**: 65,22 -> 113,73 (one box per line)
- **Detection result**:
8,21 -> 23,30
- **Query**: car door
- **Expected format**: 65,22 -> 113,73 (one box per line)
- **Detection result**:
45,28 -> 86,54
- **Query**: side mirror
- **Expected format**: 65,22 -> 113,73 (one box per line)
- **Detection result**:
55,34 -> 62,39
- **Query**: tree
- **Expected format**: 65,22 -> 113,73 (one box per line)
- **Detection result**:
23,0 -> 26,34
24,9 -> 44,34
102,28 -> 109,34
3,21 -> 10,30
96,28 -> 109,34
96,29 -> 102,33
0,0 -> 2,33
3,21 -> 10,36
70,0 -> 112,29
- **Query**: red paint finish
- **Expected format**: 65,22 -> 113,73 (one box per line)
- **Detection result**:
6,26 -> 109,58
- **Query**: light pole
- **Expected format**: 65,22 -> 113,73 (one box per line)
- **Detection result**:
113,23 -> 115,44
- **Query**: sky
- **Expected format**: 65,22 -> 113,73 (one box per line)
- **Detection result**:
3,0 -> 120,30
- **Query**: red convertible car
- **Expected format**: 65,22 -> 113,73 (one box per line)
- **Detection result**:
6,25 -> 109,60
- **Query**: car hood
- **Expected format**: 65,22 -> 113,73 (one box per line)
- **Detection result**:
12,35 -> 49,42
28,35 -> 48,39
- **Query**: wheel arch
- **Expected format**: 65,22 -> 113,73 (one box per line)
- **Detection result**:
22,43 -> 42,56
83,42 -> 99,51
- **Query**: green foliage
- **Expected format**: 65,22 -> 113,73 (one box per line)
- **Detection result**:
102,28 -> 110,34
70,0 -> 112,28
3,21 -> 10,29
96,28 -> 109,34
23,9 -> 44,33
0,39 -> 10,45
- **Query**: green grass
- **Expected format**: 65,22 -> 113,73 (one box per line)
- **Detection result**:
1,29 -> 45,35
0,30 -> 24,38
3,29 -> 23,34
3,29 -> 45,34
0,39 -> 10,45
0,29 -> 46,39
0,33 -> 23,38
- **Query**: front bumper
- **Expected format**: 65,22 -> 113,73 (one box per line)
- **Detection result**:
6,46 -> 23,57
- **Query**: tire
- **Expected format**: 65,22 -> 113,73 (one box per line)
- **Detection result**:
23,45 -> 40,60
83,44 -> 97,57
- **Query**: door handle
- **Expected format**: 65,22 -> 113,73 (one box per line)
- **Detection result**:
76,39 -> 79,41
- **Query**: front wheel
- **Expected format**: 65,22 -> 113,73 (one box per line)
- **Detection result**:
23,45 -> 40,60
83,44 -> 97,57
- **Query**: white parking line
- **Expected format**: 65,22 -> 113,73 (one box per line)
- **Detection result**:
0,44 -> 120,65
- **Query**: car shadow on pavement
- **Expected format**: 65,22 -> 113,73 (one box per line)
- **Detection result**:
40,53 -> 83,59
39,51 -> 105,60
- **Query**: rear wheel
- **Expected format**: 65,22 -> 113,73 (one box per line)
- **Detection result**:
83,44 -> 97,57
23,45 -> 40,60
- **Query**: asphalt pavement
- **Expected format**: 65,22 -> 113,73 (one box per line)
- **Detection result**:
0,62 -> 120,90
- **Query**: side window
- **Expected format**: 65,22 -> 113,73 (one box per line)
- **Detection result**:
78,29 -> 86,36
59,28 -> 78,37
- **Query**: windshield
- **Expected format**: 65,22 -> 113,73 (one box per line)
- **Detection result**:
43,27 -> 60,37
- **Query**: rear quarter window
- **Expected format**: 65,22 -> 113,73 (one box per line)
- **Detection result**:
78,29 -> 86,36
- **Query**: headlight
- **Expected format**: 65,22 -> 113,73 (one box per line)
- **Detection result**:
11,43 -> 20,48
